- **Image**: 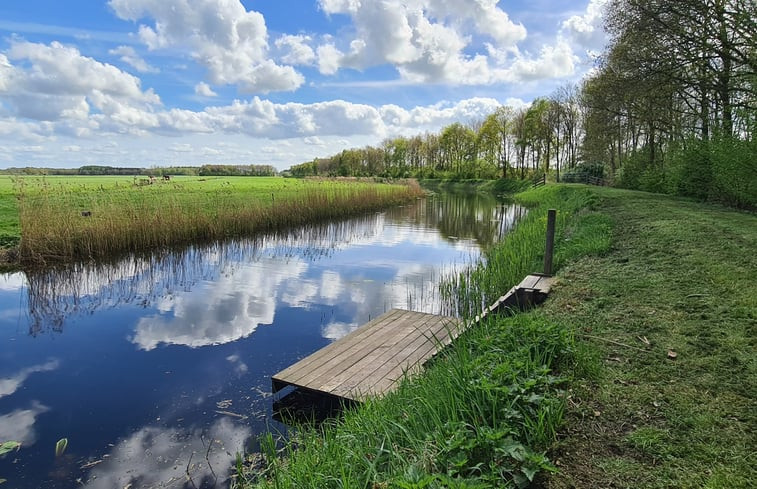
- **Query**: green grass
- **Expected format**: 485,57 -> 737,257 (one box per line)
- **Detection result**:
542,188 -> 756,488
0,175 -> 423,263
0,178 -> 20,249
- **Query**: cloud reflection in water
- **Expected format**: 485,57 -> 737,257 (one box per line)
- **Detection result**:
0,402 -> 49,446
81,417 -> 250,489
0,359 -> 60,399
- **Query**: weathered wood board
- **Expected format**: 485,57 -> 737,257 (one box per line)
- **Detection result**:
271,309 -> 459,402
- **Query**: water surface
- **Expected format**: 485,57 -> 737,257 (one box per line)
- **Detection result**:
0,193 -> 524,488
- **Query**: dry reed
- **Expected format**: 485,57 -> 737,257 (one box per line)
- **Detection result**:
18,179 -> 424,263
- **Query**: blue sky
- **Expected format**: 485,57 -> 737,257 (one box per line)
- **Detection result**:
0,0 -> 608,170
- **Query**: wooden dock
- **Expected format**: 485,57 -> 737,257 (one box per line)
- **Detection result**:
271,274 -> 555,403
272,309 -> 459,402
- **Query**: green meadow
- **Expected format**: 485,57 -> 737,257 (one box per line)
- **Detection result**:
0,175 -> 423,264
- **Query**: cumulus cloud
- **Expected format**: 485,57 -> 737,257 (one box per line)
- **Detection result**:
0,40 -> 159,125
0,88 -> 519,156
7,41 -> 158,102
131,255 -> 309,350
109,0 -> 303,93
505,39 -> 578,81
316,0 -> 531,84
108,45 -> 158,73
275,34 -> 316,66
194,81 -> 217,97
82,418 -> 249,488
304,135 -> 326,146
561,0 -> 609,52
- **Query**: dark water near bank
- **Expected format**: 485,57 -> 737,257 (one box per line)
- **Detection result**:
0,193 -> 524,488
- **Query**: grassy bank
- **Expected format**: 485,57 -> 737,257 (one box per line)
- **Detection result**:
542,188 -> 756,488
237,185 -> 611,488
1,176 -> 423,264
239,184 -> 755,488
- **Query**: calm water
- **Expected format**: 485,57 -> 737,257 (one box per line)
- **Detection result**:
0,193 -> 524,488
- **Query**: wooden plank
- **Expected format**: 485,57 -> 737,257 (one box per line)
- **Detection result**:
534,275 -> 555,294
329,314 -> 458,400
518,274 -> 541,290
271,309 -> 458,401
272,273 -> 557,404
307,311 -> 437,394
272,309 -> 405,389
362,318 -> 458,398
292,311 -> 430,392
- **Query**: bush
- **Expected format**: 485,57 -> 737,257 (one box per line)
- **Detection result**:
666,139 -> 713,200
709,136 -> 757,209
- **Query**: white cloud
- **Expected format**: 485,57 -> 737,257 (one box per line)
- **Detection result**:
0,92 -> 526,166
275,34 -> 316,66
82,418 -> 249,488
321,320 -> 359,340
1,40 -> 160,126
304,135 -> 326,146
7,41 -> 158,102
108,45 -> 158,73
169,143 -> 193,153
316,43 -> 342,75
506,39 -> 578,81
561,0 -> 609,52
131,255 -> 308,350
194,81 -> 217,97
109,0 -> 303,93
316,0 -> 532,84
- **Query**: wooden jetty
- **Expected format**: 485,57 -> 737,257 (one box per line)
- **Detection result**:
271,274 -> 555,403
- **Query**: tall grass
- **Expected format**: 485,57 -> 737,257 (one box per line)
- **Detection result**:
16,177 -> 424,263
237,184 -> 614,489
442,185 -> 607,317
239,314 -> 571,489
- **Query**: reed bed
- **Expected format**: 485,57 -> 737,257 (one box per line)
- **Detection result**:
237,184 -> 614,488
15,177 -> 424,263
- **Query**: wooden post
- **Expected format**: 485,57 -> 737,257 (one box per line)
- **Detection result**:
544,209 -> 556,276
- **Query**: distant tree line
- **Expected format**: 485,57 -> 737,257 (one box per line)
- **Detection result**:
289,100 -> 582,182
197,164 -> 277,176
0,164 -> 279,177
289,0 -> 755,208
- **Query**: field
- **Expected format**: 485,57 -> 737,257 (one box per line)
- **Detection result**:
544,188 -> 756,488
0,175 -> 423,264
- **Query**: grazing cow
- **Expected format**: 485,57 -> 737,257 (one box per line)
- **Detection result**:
163,175 -> 171,181
81,211 -> 92,217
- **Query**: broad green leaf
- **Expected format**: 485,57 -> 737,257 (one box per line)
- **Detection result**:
0,441 -> 20,456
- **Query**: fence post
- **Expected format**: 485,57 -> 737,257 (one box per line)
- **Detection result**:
544,209 -> 556,276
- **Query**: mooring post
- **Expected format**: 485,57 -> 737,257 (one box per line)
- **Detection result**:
544,209 -> 556,276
